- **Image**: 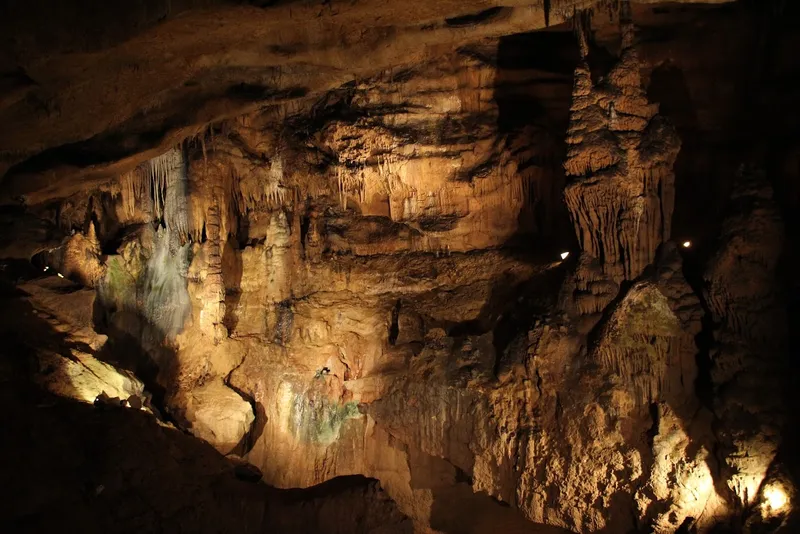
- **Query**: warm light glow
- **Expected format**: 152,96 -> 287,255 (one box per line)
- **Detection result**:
560,251 -> 570,260
43,266 -> 49,271
764,484 -> 789,512
682,241 -> 692,248
57,273 -> 64,278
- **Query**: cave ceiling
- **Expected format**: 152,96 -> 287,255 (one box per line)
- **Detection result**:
0,0 -> 732,204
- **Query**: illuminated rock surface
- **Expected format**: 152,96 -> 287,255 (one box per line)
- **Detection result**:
1,1 -> 799,533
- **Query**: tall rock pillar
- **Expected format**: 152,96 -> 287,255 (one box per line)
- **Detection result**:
563,16 -> 680,300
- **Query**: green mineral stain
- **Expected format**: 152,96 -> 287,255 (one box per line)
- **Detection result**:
288,388 -> 361,445
101,255 -> 137,307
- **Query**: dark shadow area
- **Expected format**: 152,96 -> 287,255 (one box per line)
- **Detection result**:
91,302 -> 173,415
646,61 -> 738,252
445,7 -> 508,28
225,370 -> 266,456
388,299 -> 401,346
437,259 -> 571,379
225,83 -> 307,102
400,443 -> 574,534
675,237 -> 718,412
0,205 -> 62,259
222,237 -> 243,334
493,26 -> 578,255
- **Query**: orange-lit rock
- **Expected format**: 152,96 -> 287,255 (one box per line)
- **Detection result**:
1,2 -> 798,533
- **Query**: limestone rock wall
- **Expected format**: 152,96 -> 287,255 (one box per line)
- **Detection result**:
704,167 -> 787,520
5,4 -> 796,534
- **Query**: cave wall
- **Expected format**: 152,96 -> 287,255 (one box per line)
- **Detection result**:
2,1 -> 799,534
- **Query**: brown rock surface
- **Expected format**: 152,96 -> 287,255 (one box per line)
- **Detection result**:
704,167 -> 788,524
1,1 -> 799,534
177,380 -> 255,455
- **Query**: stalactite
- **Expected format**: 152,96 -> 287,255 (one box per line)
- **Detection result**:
119,169 -> 139,220
573,8 -> 592,60
146,147 -> 189,239
335,165 -> 366,210
236,155 -> 286,215
116,147 -> 190,239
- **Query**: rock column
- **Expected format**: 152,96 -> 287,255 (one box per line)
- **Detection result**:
200,187 -> 228,343
563,19 -> 680,288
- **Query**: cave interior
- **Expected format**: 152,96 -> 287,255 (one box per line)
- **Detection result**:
0,1 -> 799,533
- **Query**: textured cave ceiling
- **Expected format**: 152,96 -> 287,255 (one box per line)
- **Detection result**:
0,0 -> 738,204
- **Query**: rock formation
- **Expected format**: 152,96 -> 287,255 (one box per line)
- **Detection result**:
564,13 -> 680,312
704,167 -> 789,529
0,1 -> 798,534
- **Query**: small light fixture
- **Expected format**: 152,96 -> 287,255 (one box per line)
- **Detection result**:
682,241 -> 692,248
43,266 -> 49,271
560,251 -> 570,260
764,484 -> 789,512
57,273 -> 64,279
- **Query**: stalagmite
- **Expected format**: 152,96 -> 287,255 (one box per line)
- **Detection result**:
563,13 -> 680,286
61,220 -> 105,287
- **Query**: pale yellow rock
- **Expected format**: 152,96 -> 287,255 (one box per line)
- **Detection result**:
180,380 -> 255,455
35,349 -> 145,405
